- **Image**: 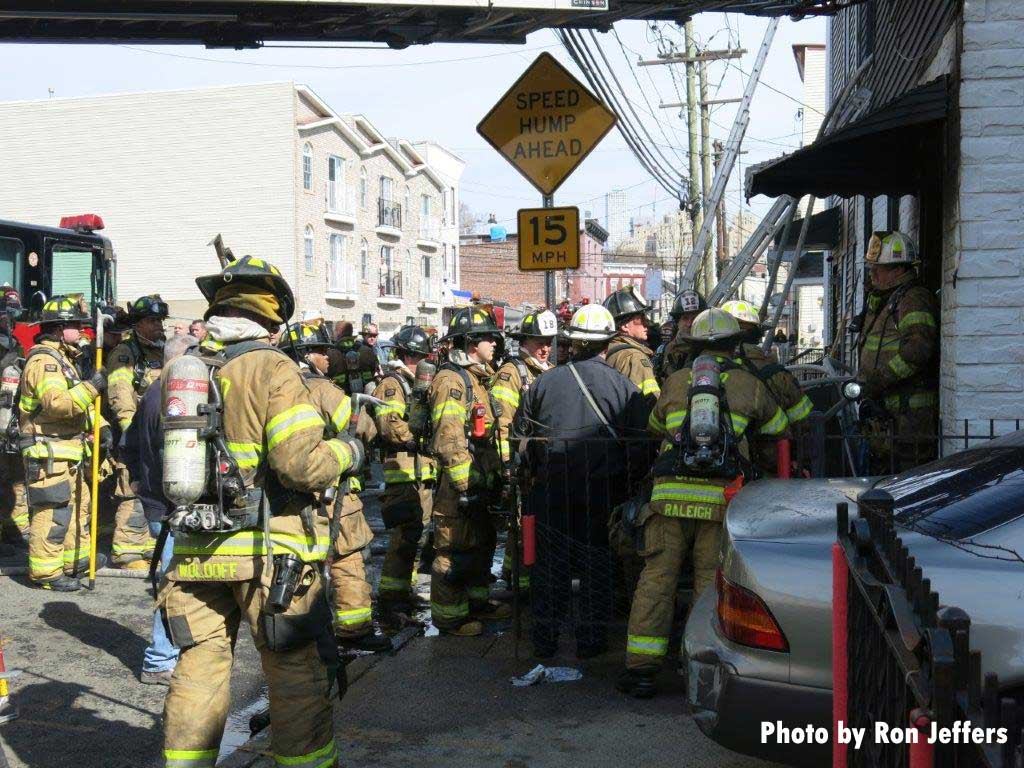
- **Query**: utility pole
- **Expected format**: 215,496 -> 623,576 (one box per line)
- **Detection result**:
699,59 -> 715,289
713,140 -> 727,272
683,20 -> 702,292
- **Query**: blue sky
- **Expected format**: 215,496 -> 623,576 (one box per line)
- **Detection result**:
0,12 -> 824,230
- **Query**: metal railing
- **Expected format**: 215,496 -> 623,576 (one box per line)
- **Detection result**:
378,198 -> 402,229
835,493 -> 1023,768
379,269 -> 403,298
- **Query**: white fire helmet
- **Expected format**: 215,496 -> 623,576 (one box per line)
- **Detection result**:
563,304 -> 616,342
866,231 -> 918,266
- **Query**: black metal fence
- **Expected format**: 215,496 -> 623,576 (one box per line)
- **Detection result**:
837,491 -> 1023,768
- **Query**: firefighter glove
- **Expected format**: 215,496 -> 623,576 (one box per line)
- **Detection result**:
89,370 -> 108,394
99,425 -> 113,453
337,433 -> 365,477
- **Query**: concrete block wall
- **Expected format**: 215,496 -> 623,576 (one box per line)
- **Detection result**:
946,0 -> 1024,430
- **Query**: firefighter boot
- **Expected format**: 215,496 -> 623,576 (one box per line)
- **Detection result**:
471,600 -> 512,621
440,620 -> 483,637
615,668 -> 657,699
38,574 -> 82,592
337,623 -> 392,654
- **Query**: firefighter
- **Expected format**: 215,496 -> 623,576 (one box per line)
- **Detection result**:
661,289 -> 706,379
490,309 -> 557,591
159,256 -> 363,768
0,297 -> 28,555
373,325 -> 437,611
279,321 -> 390,652
855,231 -> 938,472
602,287 -> 660,401
327,320 -> 356,393
618,309 -> 788,698
722,299 -> 813,475
106,294 -> 168,569
20,297 -> 109,590
428,307 -> 510,636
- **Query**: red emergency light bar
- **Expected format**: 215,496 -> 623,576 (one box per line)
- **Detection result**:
59,214 -> 105,232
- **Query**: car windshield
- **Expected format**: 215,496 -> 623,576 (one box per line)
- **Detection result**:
880,444 -> 1024,540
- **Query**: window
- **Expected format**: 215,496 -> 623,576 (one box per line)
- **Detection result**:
421,194 -> 431,217
422,254 -> 431,280
380,245 -> 401,296
328,233 -> 350,292
302,144 -> 313,191
359,167 -> 368,208
51,245 -> 94,302
303,226 -> 314,272
442,189 -> 449,225
380,176 -> 393,202
404,186 -> 411,218
360,238 -> 369,281
0,237 -> 23,292
328,155 -> 344,211
441,244 -> 447,278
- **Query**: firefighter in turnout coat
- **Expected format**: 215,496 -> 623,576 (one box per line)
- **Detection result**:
159,256 -> 363,768
106,294 -> 168,568
428,307 -> 510,636
279,322 -> 390,652
660,290 -> 707,380
0,306 -> 28,553
856,231 -> 939,473
20,297 -> 109,590
373,325 -> 437,610
618,309 -> 788,699
602,287 -> 660,402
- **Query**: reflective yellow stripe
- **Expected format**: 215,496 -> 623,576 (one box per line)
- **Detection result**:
29,555 -> 62,571
375,402 -> 406,417
108,369 -> 134,385
884,391 -> 938,411
431,600 -> 469,621
164,749 -> 218,768
173,531 -> 331,561
334,607 -> 372,626
432,401 -> 466,424
640,378 -> 660,397
786,395 -> 813,424
648,410 -> 666,434
274,740 -> 338,768
68,383 -> 95,413
898,311 -> 935,331
627,634 -> 669,656
888,354 -> 914,379
265,404 -> 324,450
496,437 -> 511,462
446,461 -> 471,484
652,481 -> 726,506
730,413 -> 750,435
22,442 -> 84,461
664,409 -> 688,432
330,398 -> 352,433
383,464 -> 437,483
759,407 -> 788,436
379,575 -> 414,592
63,547 -> 88,563
490,385 -> 519,408
325,438 -> 353,474
19,394 -> 38,413
118,418 -> 133,431
863,334 -> 900,353
226,440 -> 262,470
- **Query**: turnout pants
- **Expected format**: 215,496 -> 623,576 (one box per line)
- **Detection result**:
865,406 -> 937,475
625,514 -> 721,671
430,478 -> 497,630
112,461 -> 156,565
379,482 -> 433,601
160,573 -> 337,768
0,452 -> 28,542
329,492 -> 374,639
26,458 -> 91,582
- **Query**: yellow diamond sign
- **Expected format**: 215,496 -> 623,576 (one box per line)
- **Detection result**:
477,52 -> 617,196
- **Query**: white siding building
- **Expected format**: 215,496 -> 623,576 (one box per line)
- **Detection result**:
0,82 -> 457,334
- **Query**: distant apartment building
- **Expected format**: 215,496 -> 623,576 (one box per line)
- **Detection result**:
604,189 -> 629,251
0,82 -> 462,334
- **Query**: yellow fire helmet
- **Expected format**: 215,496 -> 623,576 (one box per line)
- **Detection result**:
683,307 -> 742,344
721,299 -> 761,328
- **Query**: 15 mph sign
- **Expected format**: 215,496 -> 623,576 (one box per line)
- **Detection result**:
477,52 -> 617,195
518,207 -> 580,271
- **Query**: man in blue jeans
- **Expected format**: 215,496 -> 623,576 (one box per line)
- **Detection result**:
123,335 -> 197,684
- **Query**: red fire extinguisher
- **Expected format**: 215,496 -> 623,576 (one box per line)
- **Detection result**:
470,401 -> 486,439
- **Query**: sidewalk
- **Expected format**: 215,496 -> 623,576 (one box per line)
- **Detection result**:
224,626 -> 780,768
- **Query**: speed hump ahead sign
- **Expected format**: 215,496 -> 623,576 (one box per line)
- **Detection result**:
477,52 -> 617,195
518,207 -> 580,271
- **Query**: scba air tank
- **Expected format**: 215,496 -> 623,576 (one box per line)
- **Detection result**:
689,355 -> 721,447
0,364 -> 20,431
163,354 -> 211,508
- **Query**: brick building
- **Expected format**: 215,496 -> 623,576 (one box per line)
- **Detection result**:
458,233 -> 546,307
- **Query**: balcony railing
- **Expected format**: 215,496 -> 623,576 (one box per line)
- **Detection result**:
418,216 -> 442,242
378,198 -> 402,229
419,280 -> 441,303
379,270 -> 403,298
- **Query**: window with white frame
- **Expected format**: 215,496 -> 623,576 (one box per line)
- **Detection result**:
420,194 -> 430,217
359,167 -> 368,208
303,226 -> 314,272
327,155 -> 344,211
328,233 -> 350,292
360,238 -> 369,281
441,244 -> 447,278
442,189 -> 449,224
380,176 -> 393,202
302,144 -> 313,191
404,186 -> 411,219
421,254 -> 431,279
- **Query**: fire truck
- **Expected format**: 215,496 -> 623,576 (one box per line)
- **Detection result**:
0,214 -> 117,351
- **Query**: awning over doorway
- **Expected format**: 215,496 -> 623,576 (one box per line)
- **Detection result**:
747,76 -> 949,199
773,205 -> 841,253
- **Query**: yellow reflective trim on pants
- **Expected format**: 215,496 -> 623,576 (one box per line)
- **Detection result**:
112,543 -> 151,555
786,395 -> 813,424
335,607 -> 372,626
29,555 -> 62,571
431,600 -> 469,620
325,438 -> 353,474
164,748 -> 218,768
490,385 -> 519,408
226,440 -> 262,470
330,398 -> 352,433
265,404 -> 324,450
759,406 -> 788,436
432,401 -> 466,424
651,481 -> 725,506
446,461 -> 471,484
640,378 -> 660,397
173,531 -> 330,562
274,740 -> 337,768
884,391 -> 938,411
898,311 -> 935,331
108,369 -> 134,386
627,634 -> 669,656
888,354 -> 914,379
467,586 -> 489,600
379,575 -> 414,592
664,409 -> 688,432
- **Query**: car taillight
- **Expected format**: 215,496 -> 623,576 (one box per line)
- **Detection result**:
716,569 -> 789,652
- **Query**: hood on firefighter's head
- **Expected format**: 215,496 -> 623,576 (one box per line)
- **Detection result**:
204,315 -> 272,345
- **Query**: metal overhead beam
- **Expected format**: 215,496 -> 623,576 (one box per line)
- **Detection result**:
638,48 -> 746,66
